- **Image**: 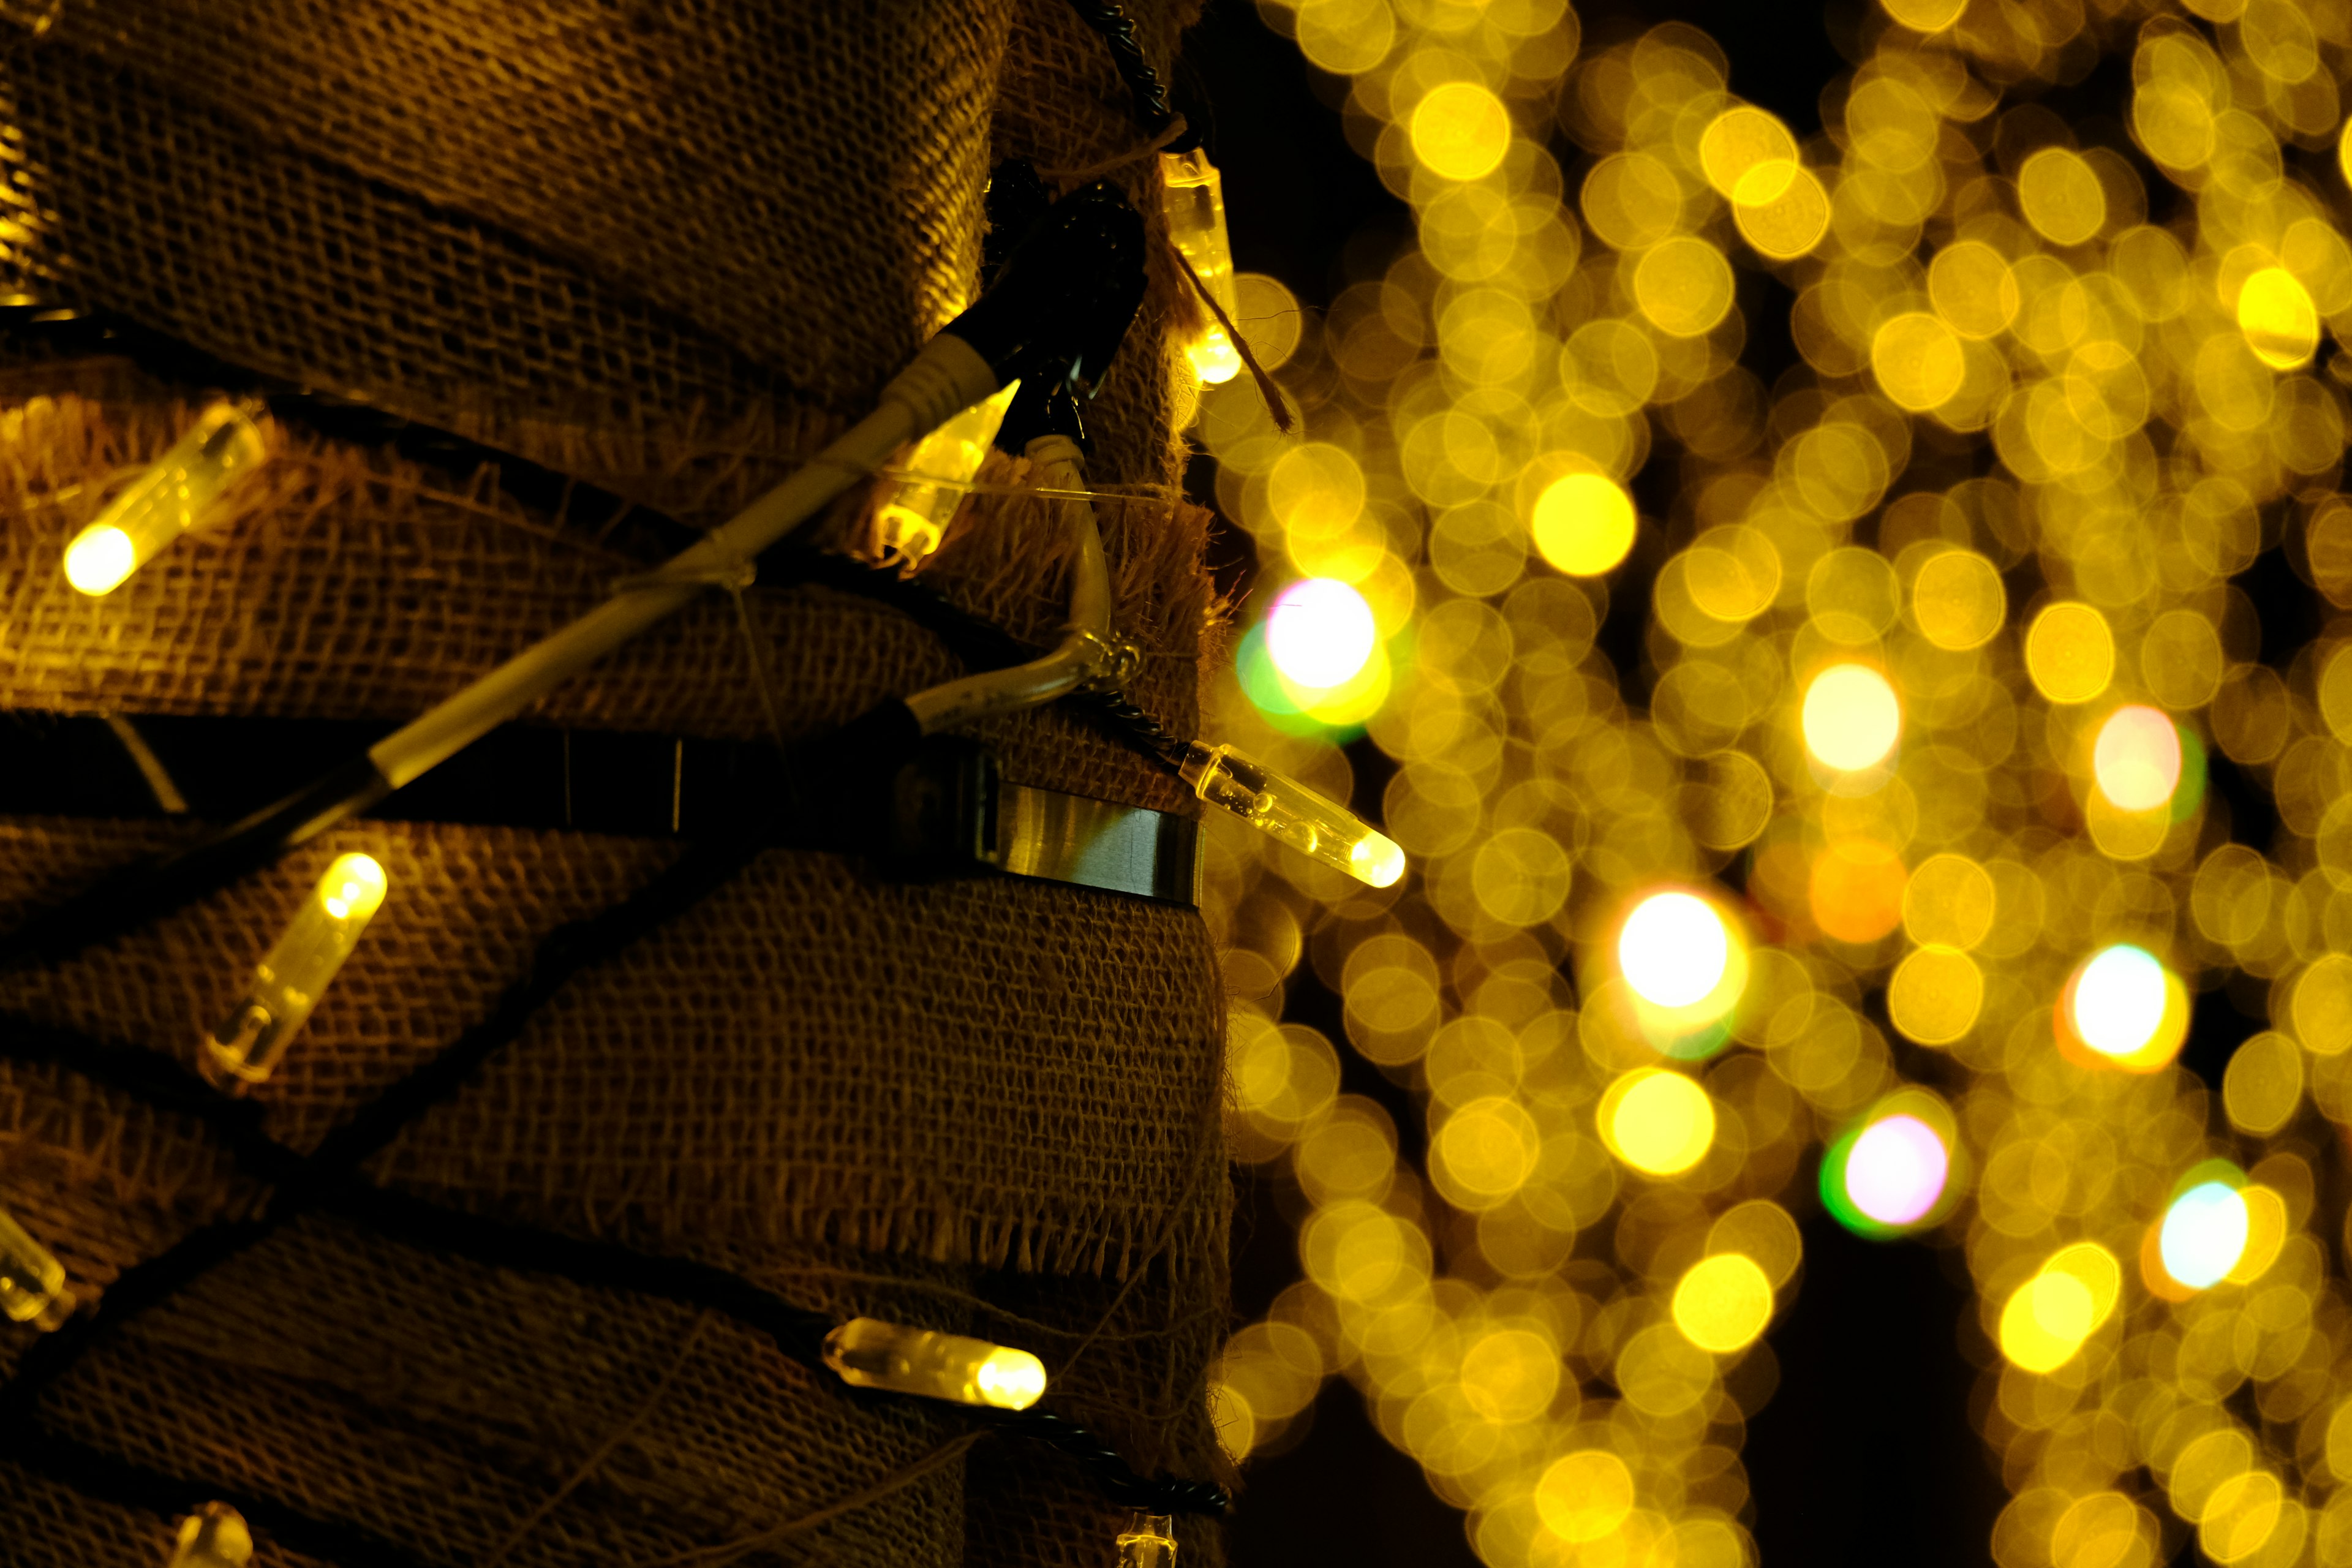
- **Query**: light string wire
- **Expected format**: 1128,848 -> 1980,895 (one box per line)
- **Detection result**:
0,262 -> 1223,1548
0,816 -> 1229,1531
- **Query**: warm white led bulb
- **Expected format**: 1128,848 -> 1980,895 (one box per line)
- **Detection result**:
0,1202 -> 75,1330
64,401 -> 269,595
1161,149 -> 1242,385
1181,741 -> 1404,887
874,382 -> 1019,564
167,1504 -> 252,1568
203,852 -> 387,1090
1117,1512 -> 1178,1567
821,1317 -> 1047,1409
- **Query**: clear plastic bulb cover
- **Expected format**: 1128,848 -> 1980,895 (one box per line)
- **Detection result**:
874,380 -> 1019,564
65,400 -> 268,595
204,853 -> 388,1088
821,1316 -> 1047,1409
1117,1512 -> 1179,1567
1181,742 -> 1406,888
168,1504 -> 254,1568
1160,149 -> 1242,385
0,1202 -> 74,1329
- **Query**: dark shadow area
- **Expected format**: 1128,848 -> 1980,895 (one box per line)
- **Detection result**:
1226,1376 -> 1485,1567
1743,1208 -> 2008,1568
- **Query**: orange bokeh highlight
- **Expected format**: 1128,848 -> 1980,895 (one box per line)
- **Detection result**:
1809,843 -> 1907,944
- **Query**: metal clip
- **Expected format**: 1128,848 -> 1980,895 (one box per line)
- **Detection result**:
1071,627 -> 1144,693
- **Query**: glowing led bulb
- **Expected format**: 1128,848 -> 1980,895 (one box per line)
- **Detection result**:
1116,1512 -> 1178,1567
1181,741 -> 1404,888
1618,892 -> 1730,1009
0,1202 -> 74,1329
821,1317 -> 1047,1409
1264,578 -> 1377,690
1161,148 -> 1242,384
873,381 -> 1019,564
2160,1180 -> 2250,1291
203,853 -> 387,1091
64,401 -> 269,595
167,1504 -> 252,1568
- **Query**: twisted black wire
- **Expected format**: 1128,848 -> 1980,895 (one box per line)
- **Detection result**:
0,299 -> 1229,1532
14,1434 -> 432,1568
0,1006 -> 1231,1518
0,824 -> 774,1430
1061,0 -> 1197,151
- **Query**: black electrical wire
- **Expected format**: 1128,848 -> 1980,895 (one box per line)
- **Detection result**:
1061,0 -> 1199,153
0,821 -> 775,1430
12,1433 -> 434,1568
0,313 -> 1189,977
0,194 -> 1227,1536
0,1006 -> 1233,1518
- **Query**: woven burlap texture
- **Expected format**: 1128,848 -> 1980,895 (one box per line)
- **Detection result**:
0,0 -> 1235,1557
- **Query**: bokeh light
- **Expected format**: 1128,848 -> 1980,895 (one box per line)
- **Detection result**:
2091,705 -> 2184,812
1800,664 -> 1901,772
1191,0 -> 2352,1552
1601,1069 -> 1715,1177
2158,1178 -> 2251,1292
1529,472 -> 1635,576
2063,944 -> 2188,1071
1263,578 -> 1378,690
1998,1243 -> 2121,1373
1672,1253 -> 1774,1354
1822,1103 -> 1955,1238
1617,891 -> 1728,1009
1841,1115 -> 1949,1226
1408,82 -> 1511,183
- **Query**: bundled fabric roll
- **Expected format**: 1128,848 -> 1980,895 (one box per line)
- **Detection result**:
0,0 -> 1234,1562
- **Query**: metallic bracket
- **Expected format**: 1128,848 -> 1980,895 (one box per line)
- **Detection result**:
990,781 -> 1199,907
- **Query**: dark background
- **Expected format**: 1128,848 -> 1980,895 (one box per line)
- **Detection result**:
1174,1 -> 2013,1562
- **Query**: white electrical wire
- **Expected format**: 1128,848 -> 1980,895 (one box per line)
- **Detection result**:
367,335 -> 1000,790
902,431 -> 1121,734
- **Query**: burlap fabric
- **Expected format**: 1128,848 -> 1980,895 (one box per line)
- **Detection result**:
0,0 -> 1233,1561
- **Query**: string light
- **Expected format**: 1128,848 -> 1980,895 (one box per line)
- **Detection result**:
1115,1511 -> 1178,1566
873,382 -> 1020,564
202,853 -> 387,1091
0,1202 -> 74,1330
1161,148 -> 1242,384
165,1505 -> 251,1568
64,400 -> 268,595
1180,741 -> 1404,888
820,1317 -> 1048,1410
